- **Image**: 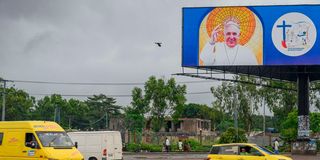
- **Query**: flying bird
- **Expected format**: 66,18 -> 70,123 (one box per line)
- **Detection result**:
155,42 -> 162,47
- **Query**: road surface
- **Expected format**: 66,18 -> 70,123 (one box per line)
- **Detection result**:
123,152 -> 319,160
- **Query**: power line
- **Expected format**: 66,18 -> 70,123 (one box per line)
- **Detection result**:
71,115 -> 106,126
28,91 -> 213,97
6,79 -> 214,86
29,93 -> 132,97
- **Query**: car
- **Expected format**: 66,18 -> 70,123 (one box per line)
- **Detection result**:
206,143 -> 292,160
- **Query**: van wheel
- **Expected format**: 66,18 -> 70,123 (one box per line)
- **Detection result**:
88,157 -> 97,160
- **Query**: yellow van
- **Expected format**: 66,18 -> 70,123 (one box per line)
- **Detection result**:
0,121 -> 84,160
207,143 -> 292,160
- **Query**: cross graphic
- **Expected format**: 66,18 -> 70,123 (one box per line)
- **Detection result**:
277,20 -> 292,41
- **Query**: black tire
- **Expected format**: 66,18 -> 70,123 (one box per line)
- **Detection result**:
88,157 -> 97,160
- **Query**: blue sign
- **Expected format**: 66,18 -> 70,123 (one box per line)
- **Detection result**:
182,5 -> 320,67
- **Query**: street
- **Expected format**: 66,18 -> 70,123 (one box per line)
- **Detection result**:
123,152 -> 319,160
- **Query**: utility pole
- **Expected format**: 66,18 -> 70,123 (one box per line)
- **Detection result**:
54,106 -> 61,124
69,116 -> 72,129
263,98 -> 266,146
106,113 -> 108,130
233,83 -> 239,142
1,80 -> 6,121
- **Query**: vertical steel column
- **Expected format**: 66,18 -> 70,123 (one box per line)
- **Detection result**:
1,80 -> 6,121
297,74 -> 310,139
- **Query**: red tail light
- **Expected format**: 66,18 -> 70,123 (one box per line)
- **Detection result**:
103,149 -> 107,156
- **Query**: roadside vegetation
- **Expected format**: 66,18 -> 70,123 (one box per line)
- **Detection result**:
1,75 -> 320,152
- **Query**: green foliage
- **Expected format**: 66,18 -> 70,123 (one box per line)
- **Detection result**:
144,76 -> 186,132
140,143 -> 162,152
0,87 -> 35,120
218,127 -> 247,144
181,103 -> 221,130
66,99 -> 90,130
310,82 -> 320,111
259,80 -> 297,131
124,107 -> 145,132
280,110 -> 297,142
310,112 -> 320,133
280,110 -> 320,143
211,76 -> 261,133
125,143 -> 162,152
211,76 -> 299,133
124,87 -> 149,143
251,115 -> 275,131
85,94 -> 122,130
36,94 -> 70,126
33,94 -> 92,129
181,103 -> 212,119
125,143 -> 141,152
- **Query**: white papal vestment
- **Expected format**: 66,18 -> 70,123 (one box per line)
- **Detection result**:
200,42 -> 258,66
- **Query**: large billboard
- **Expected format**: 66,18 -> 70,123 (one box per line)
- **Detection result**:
182,5 -> 320,67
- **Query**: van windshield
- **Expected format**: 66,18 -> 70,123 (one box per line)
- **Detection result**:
36,131 -> 74,148
255,145 -> 274,155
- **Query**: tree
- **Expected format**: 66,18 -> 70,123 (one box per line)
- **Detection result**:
218,127 -> 247,144
144,76 -> 186,132
310,112 -> 320,133
259,79 -> 297,131
211,76 -> 260,133
166,78 -> 187,122
281,109 -> 320,143
66,98 -> 90,130
0,87 -> 35,120
310,81 -> 320,111
34,94 -> 69,127
86,94 -> 122,130
181,103 -> 224,130
280,109 -> 297,143
211,76 -> 298,133
124,87 -> 149,143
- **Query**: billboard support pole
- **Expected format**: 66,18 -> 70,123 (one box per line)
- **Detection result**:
291,71 -> 316,155
297,73 -> 310,139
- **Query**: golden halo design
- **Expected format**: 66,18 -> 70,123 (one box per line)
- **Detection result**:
206,7 -> 256,45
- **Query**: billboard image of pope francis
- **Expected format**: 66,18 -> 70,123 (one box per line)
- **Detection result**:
199,7 -> 263,66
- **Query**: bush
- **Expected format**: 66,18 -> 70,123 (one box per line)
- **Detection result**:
140,143 -> 162,152
125,140 -> 213,152
125,143 -> 162,152
126,143 -> 140,152
184,139 -> 212,152
218,127 -> 247,144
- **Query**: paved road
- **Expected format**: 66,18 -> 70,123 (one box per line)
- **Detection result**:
123,152 -> 319,160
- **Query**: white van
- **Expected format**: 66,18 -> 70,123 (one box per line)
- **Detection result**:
68,131 -> 122,160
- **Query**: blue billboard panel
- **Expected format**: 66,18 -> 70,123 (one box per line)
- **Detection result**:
182,5 -> 320,67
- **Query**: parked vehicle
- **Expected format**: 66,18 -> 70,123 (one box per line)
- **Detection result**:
0,121 -> 84,160
206,143 -> 292,160
68,131 -> 122,160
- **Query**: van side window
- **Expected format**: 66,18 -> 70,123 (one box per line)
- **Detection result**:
0,133 -> 3,145
210,146 -> 220,154
25,133 -> 37,147
240,146 -> 263,156
219,146 -> 238,155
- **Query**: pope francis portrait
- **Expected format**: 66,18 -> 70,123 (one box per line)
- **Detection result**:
200,19 -> 258,66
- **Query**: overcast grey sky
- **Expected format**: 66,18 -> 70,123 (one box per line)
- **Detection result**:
0,0 -> 319,112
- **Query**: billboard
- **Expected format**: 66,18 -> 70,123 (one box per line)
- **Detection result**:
182,5 -> 320,67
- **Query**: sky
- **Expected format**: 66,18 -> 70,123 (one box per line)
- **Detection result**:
0,0 -> 319,114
